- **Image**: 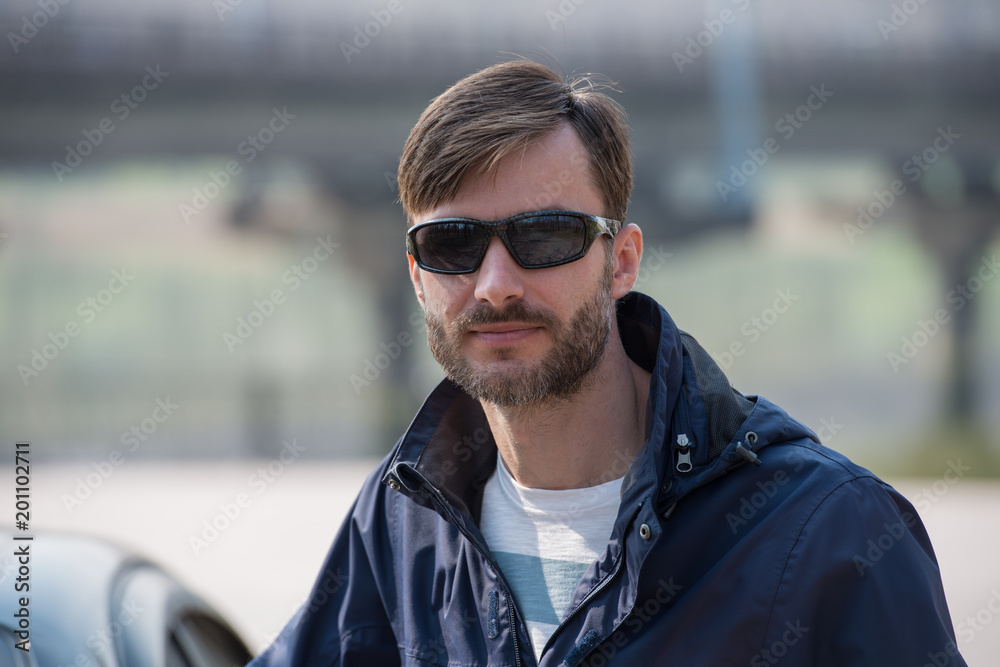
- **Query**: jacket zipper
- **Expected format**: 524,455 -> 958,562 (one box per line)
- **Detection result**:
673,382 -> 696,474
675,433 -> 693,473
412,473 -> 525,667
539,502 -> 644,662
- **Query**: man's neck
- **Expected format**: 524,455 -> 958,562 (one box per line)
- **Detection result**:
481,333 -> 651,490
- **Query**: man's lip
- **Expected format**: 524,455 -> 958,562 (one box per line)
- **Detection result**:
468,323 -> 542,346
469,323 -> 540,334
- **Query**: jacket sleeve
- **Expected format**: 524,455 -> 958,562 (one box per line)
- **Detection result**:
247,472 -> 401,667
765,476 -> 966,666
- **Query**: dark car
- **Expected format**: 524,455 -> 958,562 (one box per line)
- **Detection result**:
0,530 -> 251,667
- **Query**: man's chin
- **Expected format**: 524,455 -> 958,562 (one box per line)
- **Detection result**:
452,359 -> 535,385
446,364 -> 545,407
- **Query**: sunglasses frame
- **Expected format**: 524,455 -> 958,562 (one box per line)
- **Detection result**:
406,210 -> 622,275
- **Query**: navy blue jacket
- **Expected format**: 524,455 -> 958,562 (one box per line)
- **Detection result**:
251,292 -> 965,666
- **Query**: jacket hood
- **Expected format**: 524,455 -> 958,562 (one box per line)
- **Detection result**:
384,291 -> 819,523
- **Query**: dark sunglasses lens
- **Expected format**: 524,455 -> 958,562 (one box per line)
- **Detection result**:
414,222 -> 487,272
507,214 -> 588,266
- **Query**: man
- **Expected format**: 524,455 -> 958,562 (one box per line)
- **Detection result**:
250,60 -> 965,666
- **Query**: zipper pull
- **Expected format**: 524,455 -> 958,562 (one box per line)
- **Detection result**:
735,431 -> 762,466
675,433 -> 693,473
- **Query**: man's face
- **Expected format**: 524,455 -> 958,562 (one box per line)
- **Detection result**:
408,124 -> 619,407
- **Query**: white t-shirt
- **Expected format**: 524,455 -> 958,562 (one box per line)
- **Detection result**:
479,451 -> 623,662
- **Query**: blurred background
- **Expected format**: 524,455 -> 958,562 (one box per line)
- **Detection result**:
1,0 -> 999,662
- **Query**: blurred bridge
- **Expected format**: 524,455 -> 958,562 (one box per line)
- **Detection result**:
2,0 -> 998,443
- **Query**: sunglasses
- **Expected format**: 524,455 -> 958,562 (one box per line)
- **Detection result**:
406,210 -> 621,275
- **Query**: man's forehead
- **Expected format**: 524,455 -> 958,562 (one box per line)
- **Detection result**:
415,126 -> 603,223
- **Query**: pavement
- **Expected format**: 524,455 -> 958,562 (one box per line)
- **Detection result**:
10,460 -> 1000,664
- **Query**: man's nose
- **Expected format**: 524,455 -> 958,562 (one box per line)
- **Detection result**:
473,237 -> 525,308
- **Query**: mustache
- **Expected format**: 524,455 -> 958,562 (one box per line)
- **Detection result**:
453,301 -> 559,334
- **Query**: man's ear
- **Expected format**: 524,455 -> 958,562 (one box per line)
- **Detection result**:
408,253 -> 426,308
611,223 -> 643,299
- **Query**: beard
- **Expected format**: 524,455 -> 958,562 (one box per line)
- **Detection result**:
424,262 -> 615,408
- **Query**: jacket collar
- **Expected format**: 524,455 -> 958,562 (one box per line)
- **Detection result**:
383,291 -> 808,522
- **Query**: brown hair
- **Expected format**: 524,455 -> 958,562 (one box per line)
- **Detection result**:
397,59 -> 632,224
